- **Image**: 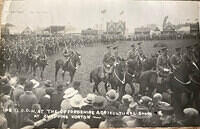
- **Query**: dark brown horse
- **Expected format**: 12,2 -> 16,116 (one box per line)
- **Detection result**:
55,51 -> 81,83
170,55 -> 200,117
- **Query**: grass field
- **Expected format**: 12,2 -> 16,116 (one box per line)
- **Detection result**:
11,39 -> 199,97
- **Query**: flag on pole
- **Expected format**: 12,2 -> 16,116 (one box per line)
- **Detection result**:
101,9 -> 106,14
120,11 -> 124,15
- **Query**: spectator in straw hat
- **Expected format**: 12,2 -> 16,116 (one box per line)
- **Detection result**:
65,94 -> 85,128
105,89 -> 120,109
82,93 -> 96,111
70,121 -> 90,129
119,94 -> 133,112
61,87 -> 78,110
178,108 -> 200,126
152,93 -> 170,113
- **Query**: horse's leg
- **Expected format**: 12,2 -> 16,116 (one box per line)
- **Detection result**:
55,66 -> 59,82
62,70 -> 66,81
69,71 -> 75,83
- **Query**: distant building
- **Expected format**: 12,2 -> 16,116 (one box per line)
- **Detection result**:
134,27 -> 151,40
44,26 -> 65,34
21,26 -> 33,35
190,22 -> 199,36
81,28 -> 98,36
161,25 -> 177,39
106,21 -> 126,35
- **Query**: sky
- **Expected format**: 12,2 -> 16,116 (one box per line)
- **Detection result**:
1,0 -> 199,33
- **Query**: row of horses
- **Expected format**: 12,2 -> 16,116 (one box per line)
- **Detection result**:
59,52 -> 200,116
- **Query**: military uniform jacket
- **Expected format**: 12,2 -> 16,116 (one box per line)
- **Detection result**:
170,54 -> 182,70
127,50 -> 138,60
156,54 -> 171,77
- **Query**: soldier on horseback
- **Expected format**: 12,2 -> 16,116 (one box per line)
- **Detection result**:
38,45 -> 48,65
127,43 -> 138,61
63,45 -> 73,62
156,47 -> 172,92
101,45 -> 115,83
137,42 -> 146,62
113,45 -> 121,66
170,47 -> 182,71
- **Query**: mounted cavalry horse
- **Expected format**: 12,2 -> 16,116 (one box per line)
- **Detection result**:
90,57 -> 141,99
170,54 -> 200,116
55,51 -> 81,83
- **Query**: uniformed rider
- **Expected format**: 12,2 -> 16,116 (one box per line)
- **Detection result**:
156,47 -> 172,80
63,46 -> 74,65
113,45 -> 121,66
127,43 -> 138,61
170,47 -> 182,71
102,45 -> 114,80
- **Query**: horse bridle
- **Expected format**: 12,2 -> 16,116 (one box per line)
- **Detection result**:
69,53 -> 80,70
114,68 -> 126,84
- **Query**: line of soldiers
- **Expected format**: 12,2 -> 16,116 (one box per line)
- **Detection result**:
101,41 -> 200,84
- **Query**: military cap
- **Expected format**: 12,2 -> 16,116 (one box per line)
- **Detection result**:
113,45 -> 118,50
161,47 -> 168,51
131,43 -> 135,47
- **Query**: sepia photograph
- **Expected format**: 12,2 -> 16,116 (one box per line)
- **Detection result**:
0,0 -> 200,128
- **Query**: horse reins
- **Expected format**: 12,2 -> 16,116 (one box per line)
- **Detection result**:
114,69 -> 126,84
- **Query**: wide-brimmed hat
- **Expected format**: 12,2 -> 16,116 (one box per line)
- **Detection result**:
183,108 -> 199,117
70,94 -> 84,108
122,94 -> 133,104
30,79 -> 40,88
83,93 -> 96,105
139,96 -> 152,105
63,87 -> 78,99
153,93 -> 163,101
161,47 -> 168,51
106,89 -> 119,102
93,96 -> 107,109
44,80 -> 52,87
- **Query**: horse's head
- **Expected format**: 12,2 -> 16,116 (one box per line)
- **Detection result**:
117,58 -> 127,74
72,51 -> 81,66
126,59 -> 139,72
